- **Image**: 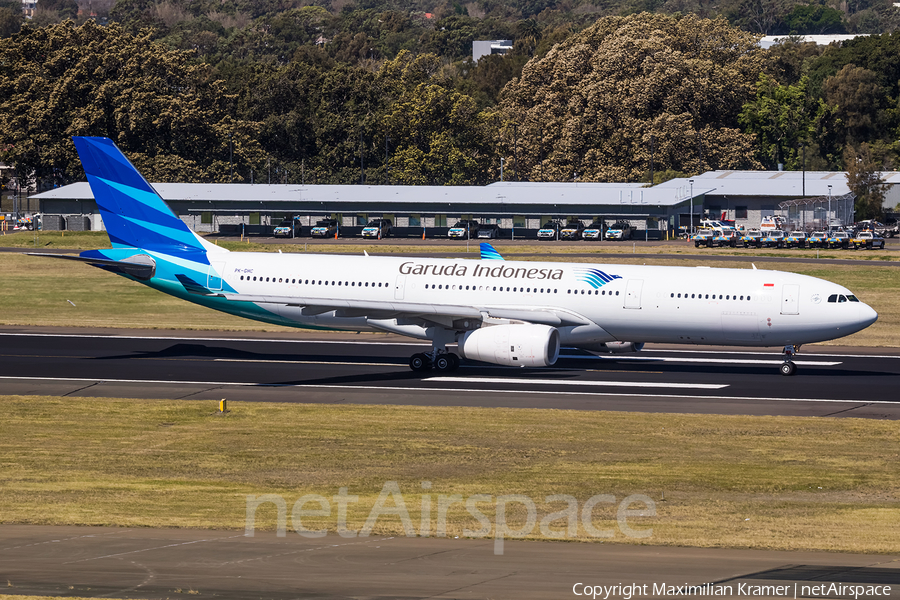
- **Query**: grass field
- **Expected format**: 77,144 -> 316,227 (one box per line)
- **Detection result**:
2,246 -> 897,345
0,395 -> 898,553
2,229 -> 900,260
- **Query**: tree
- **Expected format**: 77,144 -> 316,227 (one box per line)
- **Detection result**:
824,63 -> 885,146
845,143 -> 887,220
739,73 -> 839,169
0,21 -> 265,187
779,3 -> 847,34
498,13 -> 765,182
0,1 -> 22,39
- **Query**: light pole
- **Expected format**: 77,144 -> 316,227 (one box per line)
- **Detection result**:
500,158 -> 505,182
827,184 -> 832,231
689,179 -> 694,235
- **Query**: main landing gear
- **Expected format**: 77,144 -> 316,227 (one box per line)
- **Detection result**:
780,344 -> 800,376
409,351 -> 460,372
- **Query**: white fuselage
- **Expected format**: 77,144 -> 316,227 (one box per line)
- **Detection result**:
205,252 -> 877,348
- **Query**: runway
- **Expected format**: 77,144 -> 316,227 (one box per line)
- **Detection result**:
2,525 -> 899,600
1,328 -> 898,418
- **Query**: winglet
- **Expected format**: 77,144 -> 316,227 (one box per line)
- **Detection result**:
480,243 -> 504,261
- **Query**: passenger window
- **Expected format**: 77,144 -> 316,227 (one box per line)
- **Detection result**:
616,291 -> 619,296
670,293 -> 674,298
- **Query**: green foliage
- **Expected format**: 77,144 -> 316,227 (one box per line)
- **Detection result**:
739,73 -> 839,169
499,13 -> 765,182
0,6 -> 22,38
779,3 -> 847,35
806,32 -> 900,100
0,21 -> 265,185
845,143 -> 887,220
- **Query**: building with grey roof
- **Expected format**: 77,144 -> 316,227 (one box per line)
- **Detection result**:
31,169 -> 894,238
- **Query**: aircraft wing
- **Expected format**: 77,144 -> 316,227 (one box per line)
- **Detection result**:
174,274 -> 591,328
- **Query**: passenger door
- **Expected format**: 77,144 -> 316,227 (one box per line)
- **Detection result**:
781,284 -> 799,315
624,279 -> 643,309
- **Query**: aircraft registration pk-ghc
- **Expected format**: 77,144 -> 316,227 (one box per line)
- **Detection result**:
33,137 -> 878,376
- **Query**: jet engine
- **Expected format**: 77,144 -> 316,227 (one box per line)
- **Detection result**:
458,324 -> 560,367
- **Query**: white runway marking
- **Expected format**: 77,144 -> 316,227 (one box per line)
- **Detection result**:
427,376 -> 728,390
0,376 -> 893,404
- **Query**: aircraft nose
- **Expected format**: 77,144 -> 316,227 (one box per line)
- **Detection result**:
858,303 -> 878,328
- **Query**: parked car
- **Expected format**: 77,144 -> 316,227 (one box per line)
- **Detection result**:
737,229 -> 763,248
361,218 -> 392,239
605,221 -> 633,241
273,218 -> 300,238
762,230 -> 786,248
310,218 -> 339,238
710,230 -> 739,247
448,220 -> 480,239
807,231 -> 828,248
537,221 -> 561,240
848,230 -> 885,249
583,220 -> 604,241
559,220 -> 586,240
692,229 -> 715,247
826,230 -> 850,249
784,231 -> 808,248
476,224 -> 500,239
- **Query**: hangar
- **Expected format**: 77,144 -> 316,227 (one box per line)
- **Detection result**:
31,170 -> 884,238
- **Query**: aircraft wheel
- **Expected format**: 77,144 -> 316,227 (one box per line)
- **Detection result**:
409,353 -> 431,372
448,353 -> 460,371
780,361 -> 796,376
434,354 -> 453,372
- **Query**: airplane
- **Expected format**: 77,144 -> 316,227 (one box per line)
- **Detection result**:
31,137 -> 878,377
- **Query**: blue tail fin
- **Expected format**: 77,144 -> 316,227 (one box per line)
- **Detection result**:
72,137 -> 212,261
480,243 -> 504,260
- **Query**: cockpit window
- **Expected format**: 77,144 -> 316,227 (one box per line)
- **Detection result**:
847,295 -> 860,302
828,294 -> 838,303
838,295 -> 848,303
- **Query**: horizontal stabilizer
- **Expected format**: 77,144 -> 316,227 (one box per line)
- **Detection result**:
26,252 -> 156,280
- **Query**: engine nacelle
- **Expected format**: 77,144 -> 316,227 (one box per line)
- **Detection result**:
597,341 -> 645,354
458,324 -> 560,367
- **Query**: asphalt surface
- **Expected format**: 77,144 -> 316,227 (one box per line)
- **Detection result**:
2,525 -> 899,600
1,327 -> 898,419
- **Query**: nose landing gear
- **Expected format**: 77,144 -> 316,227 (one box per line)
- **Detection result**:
780,344 -> 799,376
